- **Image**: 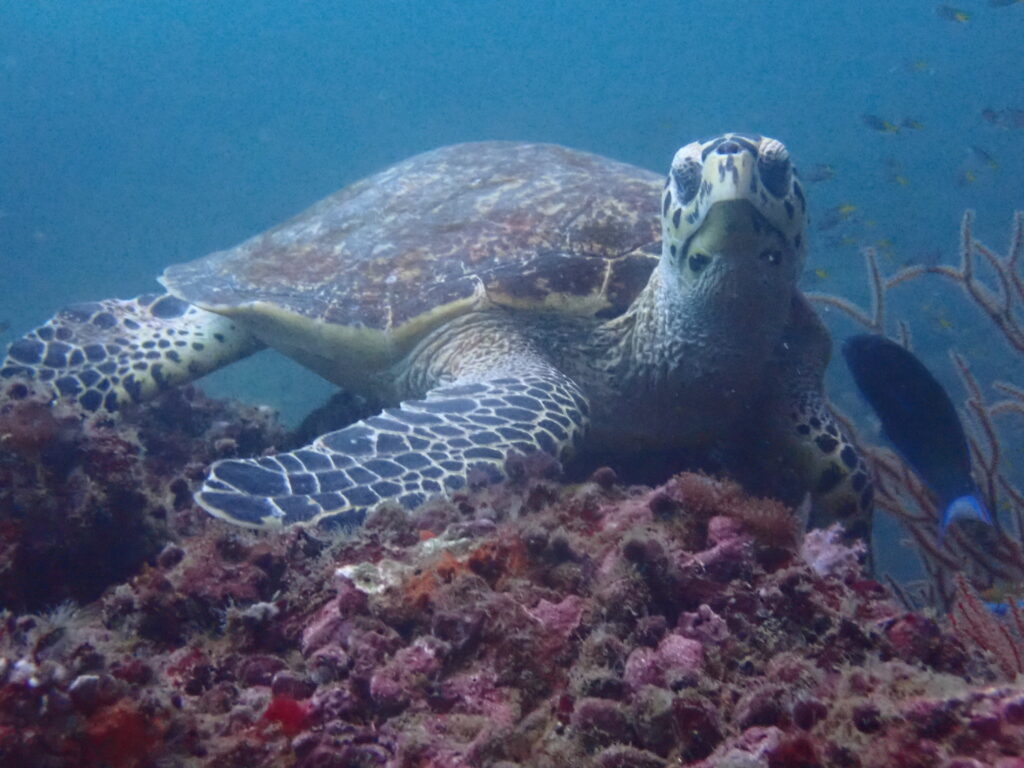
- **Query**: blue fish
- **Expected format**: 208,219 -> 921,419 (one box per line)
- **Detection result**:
842,334 -> 993,536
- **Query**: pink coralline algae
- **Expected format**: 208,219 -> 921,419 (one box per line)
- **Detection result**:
0,384 -> 1023,766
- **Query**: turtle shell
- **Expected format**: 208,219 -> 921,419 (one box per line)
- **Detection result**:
161,141 -> 662,362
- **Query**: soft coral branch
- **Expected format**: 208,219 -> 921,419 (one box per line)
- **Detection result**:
810,211 -> 1024,611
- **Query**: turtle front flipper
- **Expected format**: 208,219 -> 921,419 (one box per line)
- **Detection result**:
196,368 -> 590,530
1,294 -> 263,413
776,391 -> 873,539
742,294 -> 874,540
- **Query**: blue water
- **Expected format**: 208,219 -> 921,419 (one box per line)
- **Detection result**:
2,1 -> 1022,575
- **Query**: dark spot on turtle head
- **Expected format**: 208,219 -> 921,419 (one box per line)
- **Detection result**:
80,389 -> 102,412
715,140 -> 744,156
840,445 -> 858,468
92,313 -> 117,329
701,136 -> 726,161
784,200 -> 795,220
123,319 -> 140,330
758,150 -> 792,198
37,326 -> 54,341
214,333 -> 225,343
672,208 -> 682,229
43,343 -> 71,368
731,133 -> 762,149
815,434 -> 839,454
123,375 -> 143,402
7,339 -> 44,365
55,376 -> 81,396
671,160 -> 701,206
150,295 -> 191,319
793,181 -> 806,211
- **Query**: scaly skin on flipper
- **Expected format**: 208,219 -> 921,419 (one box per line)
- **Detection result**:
199,355 -> 588,529
0,295 -> 262,412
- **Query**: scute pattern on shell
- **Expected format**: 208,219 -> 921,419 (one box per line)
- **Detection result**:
160,142 -> 663,334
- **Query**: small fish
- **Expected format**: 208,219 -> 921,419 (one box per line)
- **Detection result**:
904,59 -> 933,74
956,168 -> 978,187
862,114 -> 900,133
979,107 -> 1023,129
843,334 -> 994,537
802,267 -> 830,284
967,145 -> 999,169
804,163 -> 837,183
901,118 -> 925,130
936,4 -> 971,22
816,203 -> 857,232
981,108 -> 1001,125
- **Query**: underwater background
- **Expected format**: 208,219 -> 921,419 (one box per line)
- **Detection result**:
2,0 -> 1023,576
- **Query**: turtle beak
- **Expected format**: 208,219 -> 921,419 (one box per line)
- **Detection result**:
673,199 -> 796,291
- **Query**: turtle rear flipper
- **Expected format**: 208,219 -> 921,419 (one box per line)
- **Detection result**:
196,367 -> 590,530
1,294 -> 263,413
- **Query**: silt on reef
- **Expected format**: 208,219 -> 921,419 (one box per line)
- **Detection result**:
0,379 -> 1022,767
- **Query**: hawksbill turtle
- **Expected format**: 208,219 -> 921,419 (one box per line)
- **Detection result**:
1,134 -> 873,536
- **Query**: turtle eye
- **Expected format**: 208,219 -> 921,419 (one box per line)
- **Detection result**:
760,249 -> 783,266
757,139 -> 792,199
688,252 -> 711,273
671,159 -> 701,206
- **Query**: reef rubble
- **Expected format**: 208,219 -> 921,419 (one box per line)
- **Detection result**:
0,380 -> 1022,767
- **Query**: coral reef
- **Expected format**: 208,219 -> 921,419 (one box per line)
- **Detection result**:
0,378 -> 284,612
1,378 -> 1022,766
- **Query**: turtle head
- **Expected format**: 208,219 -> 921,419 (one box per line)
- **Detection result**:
659,133 -> 807,294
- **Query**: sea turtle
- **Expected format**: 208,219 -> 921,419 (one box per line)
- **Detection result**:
1,134 -> 873,536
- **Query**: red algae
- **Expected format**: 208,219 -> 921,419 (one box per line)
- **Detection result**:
261,695 -> 311,738
0,379 -> 1022,767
